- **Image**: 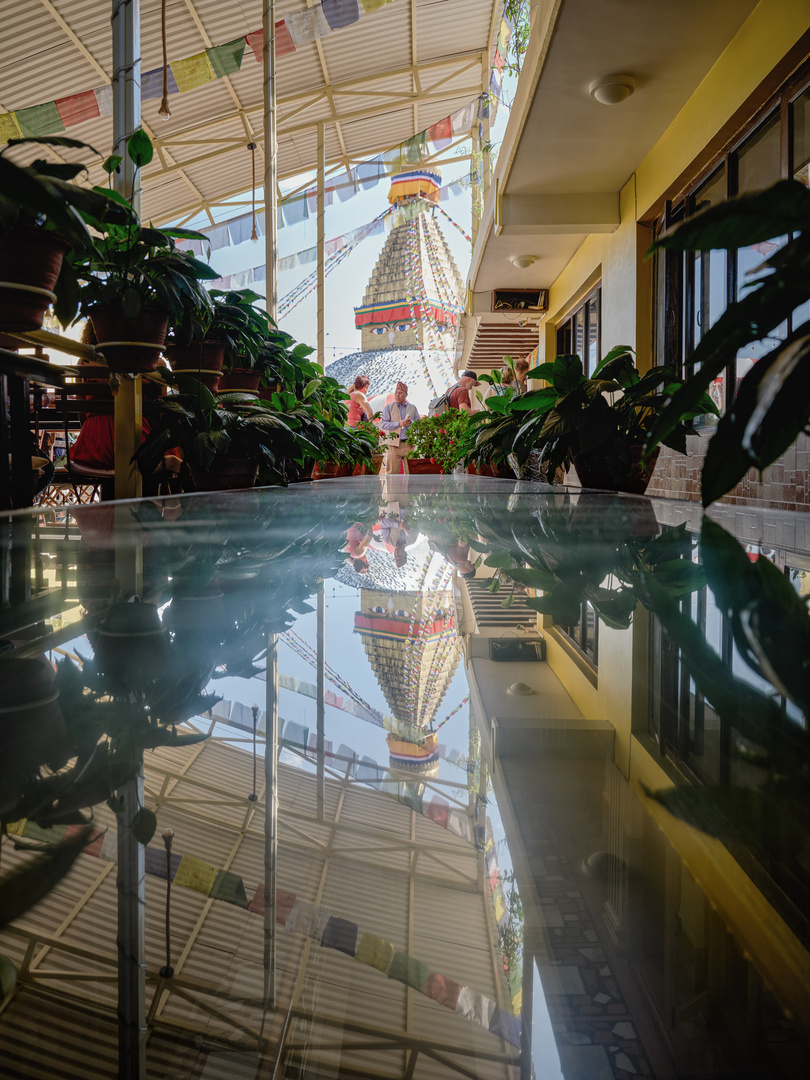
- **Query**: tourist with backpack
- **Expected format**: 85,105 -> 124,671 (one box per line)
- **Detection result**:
428,370 -> 480,415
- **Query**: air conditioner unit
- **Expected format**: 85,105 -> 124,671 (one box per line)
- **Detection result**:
492,289 -> 548,313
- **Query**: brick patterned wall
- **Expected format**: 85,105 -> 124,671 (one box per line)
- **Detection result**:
644,432 -> 810,512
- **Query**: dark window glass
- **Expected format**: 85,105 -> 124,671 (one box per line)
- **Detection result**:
556,288 -> 601,375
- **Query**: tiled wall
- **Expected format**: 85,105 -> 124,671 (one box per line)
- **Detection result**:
645,432 -> 810,512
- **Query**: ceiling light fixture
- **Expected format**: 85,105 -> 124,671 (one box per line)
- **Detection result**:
589,74 -> 635,105
510,254 -> 538,269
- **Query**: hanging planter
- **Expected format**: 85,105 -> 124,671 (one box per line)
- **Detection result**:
90,305 -> 169,373
0,228 -> 70,332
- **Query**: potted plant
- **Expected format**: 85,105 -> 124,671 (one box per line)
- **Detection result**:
0,136 -> 133,332
212,289 -> 273,392
133,378 -> 319,491
352,419 -> 386,475
62,131 -> 217,372
406,411 -> 470,474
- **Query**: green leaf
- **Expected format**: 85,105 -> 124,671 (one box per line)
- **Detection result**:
131,808 -> 157,845
552,354 -> 583,395
504,565 -> 556,588
303,378 -> 320,399
102,154 -> 123,175
127,129 -> 154,168
0,954 -> 16,998
487,577 -> 501,593
483,551 -> 515,569
0,827 -> 92,931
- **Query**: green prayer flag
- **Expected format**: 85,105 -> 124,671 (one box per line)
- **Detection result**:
207,38 -> 247,79
388,951 -> 429,991
209,869 -> 248,908
22,821 -> 68,844
17,102 -> 64,138
403,131 -> 426,165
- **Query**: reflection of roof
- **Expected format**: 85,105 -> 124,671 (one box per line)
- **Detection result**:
0,737 -> 513,1078
337,539 -> 439,591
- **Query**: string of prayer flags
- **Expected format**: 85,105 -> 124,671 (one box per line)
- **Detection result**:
322,0 -> 360,30
286,6 -> 331,46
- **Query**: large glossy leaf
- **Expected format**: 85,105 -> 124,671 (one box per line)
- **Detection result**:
509,387 -> 558,411
552,354 -> 583,395
127,129 -> 154,167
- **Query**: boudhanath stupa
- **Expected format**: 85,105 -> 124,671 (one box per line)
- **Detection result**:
325,166 -> 465,411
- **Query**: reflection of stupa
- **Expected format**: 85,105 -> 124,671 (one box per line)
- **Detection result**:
325,167 -> 464,407
354,586 -> 461,776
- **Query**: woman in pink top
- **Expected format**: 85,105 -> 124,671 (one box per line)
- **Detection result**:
347,374 -> 372,426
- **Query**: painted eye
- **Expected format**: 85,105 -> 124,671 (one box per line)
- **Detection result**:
394,323 -> 410,332
395,609 -> 409,617
370,326 -> 386,335
371,605 -> 385,613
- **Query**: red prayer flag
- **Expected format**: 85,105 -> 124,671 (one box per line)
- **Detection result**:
493,46 -> 506,73
427,115 -> 452,151
56,90 -> 100,128
247,22 -> 296,61
425,972 -> 462,1010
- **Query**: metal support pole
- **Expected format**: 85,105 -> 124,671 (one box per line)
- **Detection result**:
482,52 -> 491,202
317,121 -> 326,370
112,0 -> 143,501
263,632 -> 279,1012
316,587 -> 325,822
263,0 -> 278,324
471,122 -> 481,247
116,762 -> 146,1079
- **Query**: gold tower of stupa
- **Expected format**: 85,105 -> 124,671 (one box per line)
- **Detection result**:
353,166 -> 464,354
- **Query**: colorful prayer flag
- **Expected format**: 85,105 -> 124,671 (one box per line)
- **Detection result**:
286,6 -> 331,46
17,102 -> 64,137
0,111 -> 21,142
209,869 -> 248,908
425,972 -> 462,1010
170,51 -> 215,93
94,85 -> 114,117
207,38 -> 247,78
361,0 -> 395,10
321,916 -> 358,956
56,90 -> 100,127
427,116 -> 452,151
388,951 -> 429,991
322,0 -> 360,30
141,67 -> 179,100
456,986 -> 496,1028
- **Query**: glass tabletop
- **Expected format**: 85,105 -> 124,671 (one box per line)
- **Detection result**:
1,476 -> 809,1079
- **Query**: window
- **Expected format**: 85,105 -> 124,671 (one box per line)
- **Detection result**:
653,62 -> 810,417
556,600 -> 598,668
556,287 -> 601,375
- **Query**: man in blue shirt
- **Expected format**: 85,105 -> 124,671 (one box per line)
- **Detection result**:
380,381 -> 420,474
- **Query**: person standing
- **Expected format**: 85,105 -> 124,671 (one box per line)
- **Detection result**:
445,370 -> 480,413
380,381 -> 420,474
347,374 -> 372,427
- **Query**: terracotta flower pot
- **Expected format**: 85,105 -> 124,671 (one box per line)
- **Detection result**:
89,305 -> 169,373
406,457 -> 444,475
165,341 -> 225,372
573,446 -> 660,495
188,458 -> 259,491
218,369 -> 261,393
352,455 -> 384,476
312,461 -> 352,480
0,228 -> 70,332
171,368 -> 221,392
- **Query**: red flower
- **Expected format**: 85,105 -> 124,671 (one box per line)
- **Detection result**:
440,429 -> 446,435
430,457 -> 435,463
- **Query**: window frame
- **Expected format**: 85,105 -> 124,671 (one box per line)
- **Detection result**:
555,286 -> 601,375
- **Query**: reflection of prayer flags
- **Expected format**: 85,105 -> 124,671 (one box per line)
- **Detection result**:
17,102 -> 64,137
507,965 -> 522,997
424,798 -> 449,829
286,6 -> 331,45
446,809 -> 472,842
511,988 -> 523,1015
355,756 -> 384,788
210,869 -> 248,908
355,933 -> 394,973
388,951 -> 429,990
456,986 -> 496,1028
56,91 -> 100,127
100,830 -> 118,862
94,85 -> 114,117
361,0 -> 395,10
142,66 -> 179,99
425,972 -> 461,1010
427,116 -> 452,150
171,52 -> 215,93
207,38 -> 247,78
80,829 -> 106,859
174,854 -> 219,895
321,916 -> 358,956
247,884 -> 265,914
489,1005 -> 521,1047
0,112 -> 22,141
144,846 -> 180,880
286,899 -> 331,939
323,0 -> 360,28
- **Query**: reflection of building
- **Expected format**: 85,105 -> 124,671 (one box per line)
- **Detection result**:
459,500 -> 810,1079
356,587 -> 460,731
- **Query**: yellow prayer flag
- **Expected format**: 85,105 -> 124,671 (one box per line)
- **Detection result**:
0,112 -> 22,143
355,932 -> 394,973
511,988 -> 522,1015
170,52 -> 215,94
493,893 -> 506,923
361,0 -> 394,11
173,853 -> 219,895
6,819 -> 26,836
